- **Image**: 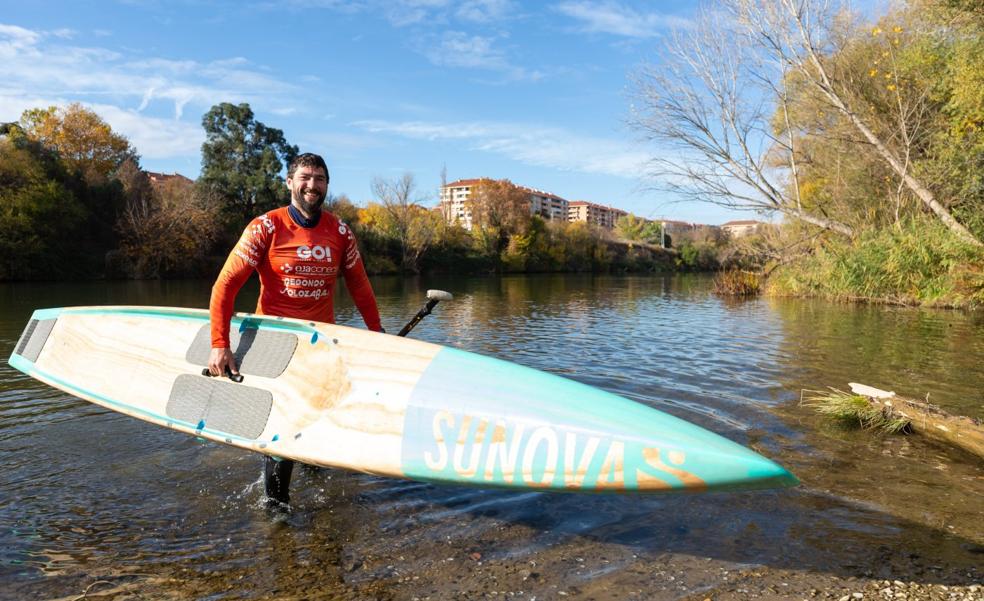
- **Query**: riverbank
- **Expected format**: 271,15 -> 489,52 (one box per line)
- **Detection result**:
30,526 -> 984,601
764,223 -> 984,310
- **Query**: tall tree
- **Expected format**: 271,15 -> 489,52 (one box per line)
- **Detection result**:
466,178 -> 532,260
727,0 -> 980,246
325,192 -> 360,226
469,179 -> 531,232
371,173 -> 439,272
116,168 -> 219,278
0,135 -> 88,279
19,103 -> 137,184
199,103 -> 298,234
615,215 -> 663,246
632,0 -> 983,246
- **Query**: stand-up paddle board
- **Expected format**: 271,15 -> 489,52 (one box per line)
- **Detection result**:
8,305 -> 797,493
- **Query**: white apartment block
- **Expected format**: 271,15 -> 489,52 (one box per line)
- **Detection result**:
440,178 -> 570,230
721,220 -> 763,238
568,201 -> 628,230
440,178 -> 483,230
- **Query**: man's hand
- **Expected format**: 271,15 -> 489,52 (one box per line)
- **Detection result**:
208,347 -> 238,377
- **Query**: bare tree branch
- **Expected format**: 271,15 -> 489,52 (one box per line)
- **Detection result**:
630,6 -> 854,237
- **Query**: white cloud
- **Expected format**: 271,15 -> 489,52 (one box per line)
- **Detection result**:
93,103 -> 205,159
422,31 -> 541,81
354,119 -> 648,178
0,22 -> 304,165
270,0 -> 514,27
426,31 -> 504,69
456,0 -> 516,23
0,24 -> 41,49
553,1 -> 692,38
0,23 -> 299,123
381,0 -> 520,26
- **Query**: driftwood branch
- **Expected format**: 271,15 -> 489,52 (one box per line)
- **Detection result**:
847,382 -> 984,458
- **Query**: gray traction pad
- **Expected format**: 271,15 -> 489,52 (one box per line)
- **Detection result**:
185,323 -> 298,378
166,374 -> 273,439
14,318 -> 57,363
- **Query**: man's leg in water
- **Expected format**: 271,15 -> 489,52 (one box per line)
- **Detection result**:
264,456 -> 294,506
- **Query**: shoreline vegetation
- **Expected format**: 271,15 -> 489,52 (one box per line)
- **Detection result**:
2,0 -> 982,309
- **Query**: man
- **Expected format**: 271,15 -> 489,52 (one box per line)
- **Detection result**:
208,152 -> 383,507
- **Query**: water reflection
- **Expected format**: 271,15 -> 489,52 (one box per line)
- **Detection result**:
768,297 -> 984,418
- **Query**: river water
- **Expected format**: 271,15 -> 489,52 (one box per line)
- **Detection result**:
1,275 -> 981,600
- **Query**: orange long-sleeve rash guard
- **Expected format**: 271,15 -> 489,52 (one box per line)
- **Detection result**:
209,206 -> 382,348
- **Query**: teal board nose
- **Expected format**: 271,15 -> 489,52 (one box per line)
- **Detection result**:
401,348 -> 798,493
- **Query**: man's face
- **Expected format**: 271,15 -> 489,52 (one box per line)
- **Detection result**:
287,165 -> 328,216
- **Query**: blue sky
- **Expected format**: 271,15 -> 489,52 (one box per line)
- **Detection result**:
1,0 -> 757,224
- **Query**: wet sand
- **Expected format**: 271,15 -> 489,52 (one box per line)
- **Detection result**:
9,457 -> 983,601
23,522 -> 984,601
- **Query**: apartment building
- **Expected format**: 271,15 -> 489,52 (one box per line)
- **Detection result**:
568,201 -> 628,229
440,178 -> 485,229
721,220 -> 763,238
528,188 -> 569,222
440,178 -> 570,230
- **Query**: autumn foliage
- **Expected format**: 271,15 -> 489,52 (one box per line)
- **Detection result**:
0,103 -> 671,281
1,104 -> 218,279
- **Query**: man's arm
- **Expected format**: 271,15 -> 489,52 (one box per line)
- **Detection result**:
341,226 -> 383,332
208,219 -> 269,374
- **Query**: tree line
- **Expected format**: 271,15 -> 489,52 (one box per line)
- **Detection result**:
632,0 -> 984,306
0,103 -> 694,281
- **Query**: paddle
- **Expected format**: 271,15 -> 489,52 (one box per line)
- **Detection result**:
397,289 -> 453,337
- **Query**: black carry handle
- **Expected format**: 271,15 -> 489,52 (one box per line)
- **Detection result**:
201,367 -> 244,383
397,290 -> 453,337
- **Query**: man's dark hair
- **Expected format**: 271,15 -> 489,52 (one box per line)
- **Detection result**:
287,153 -> 329,182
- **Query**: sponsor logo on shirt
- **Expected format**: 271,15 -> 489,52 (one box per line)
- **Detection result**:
280,287 -> 331,299
283,277 -> 326,288
234,248 -> 259,267
283,263 -> 335,276
296,245 -> 332,262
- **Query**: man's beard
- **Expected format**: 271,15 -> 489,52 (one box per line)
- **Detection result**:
292,188 -> 326,215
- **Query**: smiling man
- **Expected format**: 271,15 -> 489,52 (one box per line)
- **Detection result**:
207,152 -> 383,507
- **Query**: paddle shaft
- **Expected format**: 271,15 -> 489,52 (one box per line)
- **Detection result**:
397,299 -> 441,337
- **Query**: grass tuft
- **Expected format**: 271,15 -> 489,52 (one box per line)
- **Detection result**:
713,269 -> 762,296
803,388 -> 912,434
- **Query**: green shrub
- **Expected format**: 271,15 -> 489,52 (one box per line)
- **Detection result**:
769,219 -> 984,307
